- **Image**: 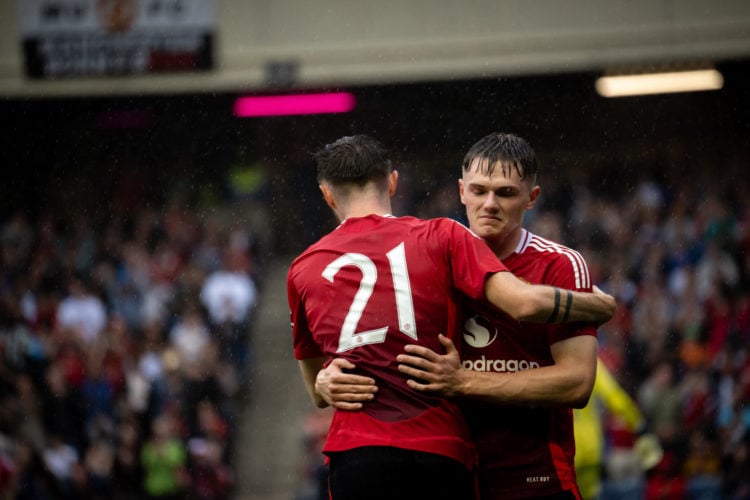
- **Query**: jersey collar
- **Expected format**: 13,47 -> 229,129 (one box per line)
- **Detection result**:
514,228 -> 531,254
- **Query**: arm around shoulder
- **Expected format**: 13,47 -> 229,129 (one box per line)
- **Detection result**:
484,273 -> 615,325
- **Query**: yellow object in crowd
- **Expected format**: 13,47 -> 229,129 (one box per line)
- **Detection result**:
574,358 -> 663,500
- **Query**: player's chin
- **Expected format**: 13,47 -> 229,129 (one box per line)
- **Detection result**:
474,222 -> 502,238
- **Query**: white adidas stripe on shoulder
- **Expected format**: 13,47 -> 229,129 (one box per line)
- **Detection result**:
525,233 -> 591,289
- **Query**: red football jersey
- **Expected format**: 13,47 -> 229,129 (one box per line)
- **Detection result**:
460,229 -> 597,498
287,214 -> 507,469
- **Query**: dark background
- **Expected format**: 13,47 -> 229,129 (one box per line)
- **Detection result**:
4,57 -> 749,255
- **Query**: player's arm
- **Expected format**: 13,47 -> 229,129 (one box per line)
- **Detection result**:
398,333 -> 598,408
485,272 -> 615,325
315,358 -> 378,410
298,357 -> 328,408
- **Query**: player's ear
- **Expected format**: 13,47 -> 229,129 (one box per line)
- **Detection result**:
388,170 -> 398,196
319,183 -> 336,210
527,185 -> 541,209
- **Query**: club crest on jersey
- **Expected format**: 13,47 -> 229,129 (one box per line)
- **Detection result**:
463,315 -> 497,348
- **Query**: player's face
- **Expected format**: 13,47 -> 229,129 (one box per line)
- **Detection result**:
459,159 -> 539,246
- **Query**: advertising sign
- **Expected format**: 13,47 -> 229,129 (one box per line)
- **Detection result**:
18,0 -> 216,78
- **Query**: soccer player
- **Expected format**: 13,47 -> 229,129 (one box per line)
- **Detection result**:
396,132 -> 601,499
287,134 -> 615,499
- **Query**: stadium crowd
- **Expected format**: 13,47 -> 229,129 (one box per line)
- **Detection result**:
525,171 -> 750,500
0,193 -> 262,499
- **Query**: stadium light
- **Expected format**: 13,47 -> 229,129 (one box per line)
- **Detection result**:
595,69 -> 724,98
233,92 -> 356,117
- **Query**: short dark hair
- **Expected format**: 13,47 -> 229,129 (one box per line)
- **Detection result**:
314,135 -> 392,187
462,132 -> 538,182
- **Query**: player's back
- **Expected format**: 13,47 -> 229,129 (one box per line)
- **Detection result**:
290,214 -> 465,420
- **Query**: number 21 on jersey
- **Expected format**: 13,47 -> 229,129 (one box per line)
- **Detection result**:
322,242 -> 417,352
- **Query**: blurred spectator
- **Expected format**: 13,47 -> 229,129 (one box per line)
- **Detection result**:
169,300 -> 211,373
135,321 -> 171,427
55,272 -> 107,345
178,341 -> 230,458
186,436 -> 232,500
140,413 -> 188,500
80,349 -> 117,442
644,452 -> 686,500
194,400 -> 229,449
199,237 -> 257,380
111,417 -> 144,500
13,438 -> 56,500
41,362 -> 87,454
82,438 -> 115,499
191,216 -> 227,275
12,373 -> 46,457
1,210 -> 34,262
102,241 -> 149,332
186,399 -> 234,500
682,426 -> 722,500
41,434 -> 79,498
637,361 -> 682,450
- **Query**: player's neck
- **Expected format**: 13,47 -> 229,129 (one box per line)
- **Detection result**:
486,228 -> 523,261
338,200 -> 392,221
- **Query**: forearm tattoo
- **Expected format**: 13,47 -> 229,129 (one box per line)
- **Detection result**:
562,290 -> 572,322
546,287 -> 561,323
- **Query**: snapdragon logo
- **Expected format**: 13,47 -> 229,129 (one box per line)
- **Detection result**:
462,315 -> 497,348
462,357 -> 540,372
462,314 -> 540,373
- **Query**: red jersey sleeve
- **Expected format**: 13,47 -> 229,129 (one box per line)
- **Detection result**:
438,218 -> 508,300
539,244 -> 597,344
287,266 -> 325,360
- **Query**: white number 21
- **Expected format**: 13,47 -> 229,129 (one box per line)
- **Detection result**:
322,242 -> 417,352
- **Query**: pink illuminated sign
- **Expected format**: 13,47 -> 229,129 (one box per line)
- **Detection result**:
233,92 -> 356,117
